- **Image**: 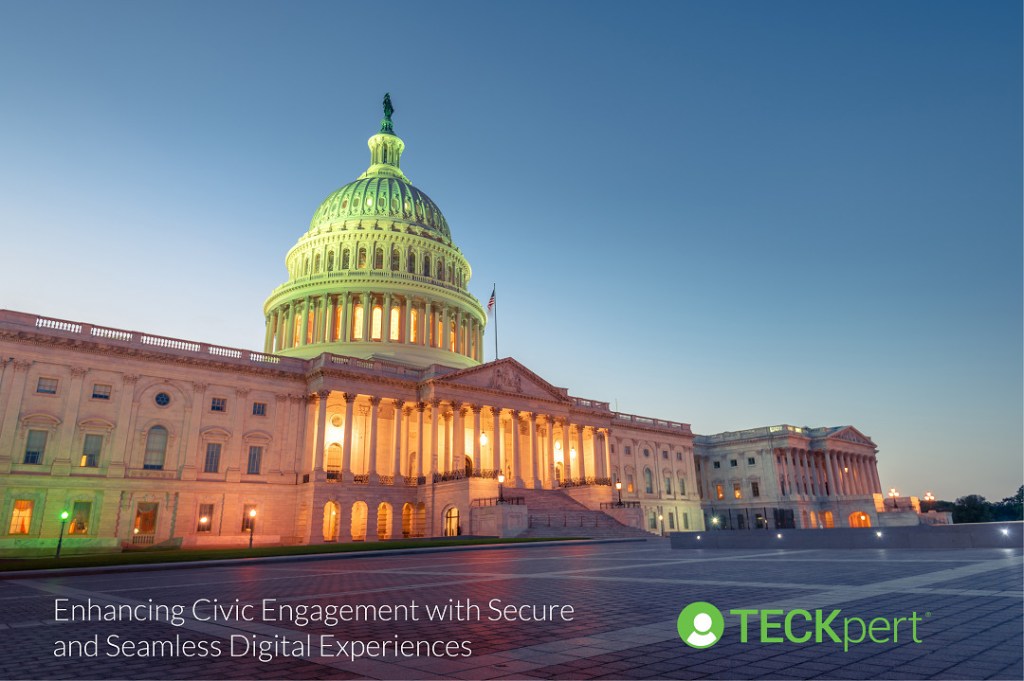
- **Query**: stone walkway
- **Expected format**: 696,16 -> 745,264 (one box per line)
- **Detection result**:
0,541 -> 1020,679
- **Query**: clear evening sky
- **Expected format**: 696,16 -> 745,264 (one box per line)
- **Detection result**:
0,1 -> 1020,501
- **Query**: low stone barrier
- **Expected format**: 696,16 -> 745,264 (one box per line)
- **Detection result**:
670,521 -> 1022,550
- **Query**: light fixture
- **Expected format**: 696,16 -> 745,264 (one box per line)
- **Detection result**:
776,533 -> 783,539
570,447 -> 576,458
555,441 -> 562,451
479,433 -> 488,447
711,517 -> 720,526
1001,528 -> 1010,536
875,531 -> 883,538
199,516 -> 209,524
696,535 -> 702,540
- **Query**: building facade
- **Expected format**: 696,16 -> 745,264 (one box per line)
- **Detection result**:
0,101 -> 882,555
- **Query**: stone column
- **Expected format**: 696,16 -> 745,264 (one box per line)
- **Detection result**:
285,301 -> 296,347
602,430 -> 612,483
325,294 -> 335,342
392,399 -> 404,482
510,410 -> 522,486
785,448 -> 797,498
825,449 -> 837,497
382,293 -> 393,343
471,405 -> 482,474
367,397 -> 380,481
341,292 -> 351,341
576,425 -> 587,482
341,393 -> 355,480
442,306 -> 451,351
311,390 -> 329,474
429,400 -> 440,477
529,413 -> 540,488
361,292 -> 371,341
562,421 -> 573,481
415,403 -> 425,479
263,314 -> 273,353
491,407 -> 501,472
301,296 -> 311,345
452,402 -> 464,474
870,456 -> 882,494
546,418 -> 557,488
404,297 -> 413,344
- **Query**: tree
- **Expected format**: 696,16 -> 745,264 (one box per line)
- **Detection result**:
952,494 -> 993,524
993,485 -> 1024,521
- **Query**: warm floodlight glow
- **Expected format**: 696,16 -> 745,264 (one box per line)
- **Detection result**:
570,447 -> 576,458
249,509 -> 257,518
497,473 -> 505,484
555,441 -> 562,451
199,516 -> 209,524
615,481 -> 622,490
479,433 -> 488,447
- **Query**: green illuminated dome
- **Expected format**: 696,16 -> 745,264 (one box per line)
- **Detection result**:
262,95 -> 486,369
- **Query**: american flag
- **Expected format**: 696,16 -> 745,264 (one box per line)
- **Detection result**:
487,286 -> 496,314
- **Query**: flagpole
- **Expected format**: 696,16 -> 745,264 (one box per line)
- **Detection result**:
493,283 -> 499,360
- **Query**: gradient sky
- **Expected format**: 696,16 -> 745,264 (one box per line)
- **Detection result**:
1,1 -> 1020,501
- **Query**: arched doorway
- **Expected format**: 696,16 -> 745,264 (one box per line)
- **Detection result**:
822,510 -> 835,528
443,507 -> 460,536
377,503 -> 392,540
848,511 -> 872,528
401,503 -> 413,538
555,462 -> 563,486
414,502 -> 426,537
465,455 -> 473,476
407,451 -> 417,479
351,501 -> 368,541
322,501 -> 340,542
809,510 -> 818,529
326,444 -> 342,480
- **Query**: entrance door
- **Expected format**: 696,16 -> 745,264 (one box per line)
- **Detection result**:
133,503 -> 158,545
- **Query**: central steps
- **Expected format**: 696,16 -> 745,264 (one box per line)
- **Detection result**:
510,488 -> 653,539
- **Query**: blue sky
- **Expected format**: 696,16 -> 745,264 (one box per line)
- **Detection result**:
1,1 -> 1020,501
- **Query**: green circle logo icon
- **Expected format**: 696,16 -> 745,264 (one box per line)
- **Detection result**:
677,601 -> 725,649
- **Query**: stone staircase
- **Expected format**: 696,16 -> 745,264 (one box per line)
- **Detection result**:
513,488 -> 654,540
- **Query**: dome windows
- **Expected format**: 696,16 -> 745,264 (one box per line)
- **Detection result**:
357,248 -> 367,269
342,249 -> 351,269
365,196 -> 374,207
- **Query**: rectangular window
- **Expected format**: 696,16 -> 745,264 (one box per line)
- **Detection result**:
683,512 -> 690,530
676,452 -> 682,461
713,461 -> 720,469
24,430 -> 47,464
81,434 -> 102,467
747,456 -> 756,465
715,484 -> 725,500
679,478 -> 686,496
752,481 -> 761,498
91,384 -> 112,400
204,443 -> 221,473
733,483 -> 742,499
662,450 -> 668,459
210,398 -> 227,412
626,474 -> 634,493
36,377 -> 58,394
252,402 -> 267,416
247,446 -> 263,475
624,446 -> 632,456
241,504 -> 256,531
8,500 -> 33,534
664,476 -> 672,494
69,501 -> 91,534
197,503 -> 214,532
668,513 -> 676,529
730,459 -> 738,467
648,513 -> 657,530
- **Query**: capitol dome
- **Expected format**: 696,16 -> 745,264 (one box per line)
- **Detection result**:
262,95 -> 486,369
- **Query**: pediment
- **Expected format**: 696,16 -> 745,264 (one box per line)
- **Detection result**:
432,358 -> 570,403
826,426 -> 875,447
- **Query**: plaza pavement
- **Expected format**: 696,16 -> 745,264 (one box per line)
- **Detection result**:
0,540 -> 1020,680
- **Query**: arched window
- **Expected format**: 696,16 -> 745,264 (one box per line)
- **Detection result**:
436,260 -> 444,280
371,305 -> 383,341
664,473 -> 672,494
410,308 -> 420,343
374,248 -> 383,269
342,249 -> 351,269
326,251 -> 335,272
389,306 -> 400,341
314,254 -> 321,273
644,468 -> 653,494
143,426 -> 168,470
351,304 -> 364,340
303,258 -> 309,275
391,249 -> 400,271
357,248 -> 367,269
407,251 -> 416,273
443,507 -> 460,537
449,321 -> 456,351
423,254 -> 431,277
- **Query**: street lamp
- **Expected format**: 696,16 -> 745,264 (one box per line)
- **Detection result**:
710,516 -> 720,528
658,513 -> 664,536
615,481 -> 623,506
55,510 -> 69,559
888,488 -> 900,510
923,491 -> 935,502
497,473 -> 505,504
248,508 -> 257,548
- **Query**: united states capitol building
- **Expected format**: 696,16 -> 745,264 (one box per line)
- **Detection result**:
0,99 -> 885,554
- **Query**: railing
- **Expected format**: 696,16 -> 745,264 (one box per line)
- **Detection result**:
697,424 -> 806,444
560,477 -> 612,488
405,476 -> 425,486
378,475 -> 394,486
613,412 -> 692,433
600,501 -> 641,509
131,534 -> 155,545
433,470 -> 468,482
470,468 -> 501,480
266,268 -> 480,305
529,514 -> 621,528
570,397 -> 611,411
326,470 -> 340,482
11,312 -> 306,372
352,474 -> 370,484
472,497 -> 525,507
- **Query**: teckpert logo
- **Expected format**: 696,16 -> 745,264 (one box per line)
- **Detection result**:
676,602 -> 926,652
676,602 -> 725,649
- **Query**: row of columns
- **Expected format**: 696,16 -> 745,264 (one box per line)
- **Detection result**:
265,293 -> 483,361
776,447 -> 880,499
309,392 -> 613,489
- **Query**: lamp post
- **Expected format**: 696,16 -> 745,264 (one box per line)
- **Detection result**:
497,473 -> 505,504
658,513 -> 664,537
248,508 -> 257,548
888,488 -> 900,510
615,481 -> 623,506
55,510 -> 69,559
